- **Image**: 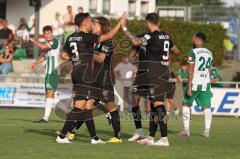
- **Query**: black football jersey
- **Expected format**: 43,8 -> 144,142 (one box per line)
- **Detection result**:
63,31 -> 99,68
63,31 -> 99,83
141,31 -> 174,66
93,40 -> 114,90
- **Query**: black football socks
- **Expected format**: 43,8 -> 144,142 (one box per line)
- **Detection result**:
155,105 -> 168,137
59,107 -> 82,139
84,109 -> 99,140
110,110 -> 121,139
149,105 -> 158,137
132,106 -> 142,129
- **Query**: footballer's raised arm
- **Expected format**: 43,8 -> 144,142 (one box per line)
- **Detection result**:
29,38 -> 50,50
98,13 -> 125,42
121,13 -> 144,46
122,30 -> 144,46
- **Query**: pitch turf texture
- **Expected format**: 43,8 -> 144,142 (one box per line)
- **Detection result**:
0,108 -> 239,159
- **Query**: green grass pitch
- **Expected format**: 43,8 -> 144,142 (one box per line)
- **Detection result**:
0,108 -> 239,159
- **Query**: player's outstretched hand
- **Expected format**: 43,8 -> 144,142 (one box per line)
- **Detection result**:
120,12 -> 127,28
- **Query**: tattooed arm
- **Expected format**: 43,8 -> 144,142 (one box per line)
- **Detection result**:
121,13 -> 144,46
123,30 -> 144,46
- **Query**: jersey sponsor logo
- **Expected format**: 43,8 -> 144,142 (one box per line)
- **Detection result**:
161,61 -> 169,66
102,46 -> 109,52
150,88 -> 155,95
102,90 -> 109,100
144,34 -> 151,40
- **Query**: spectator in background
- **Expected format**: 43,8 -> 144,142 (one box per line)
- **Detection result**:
78,6 -> 84,13
178,61 -> 189,92
18,18 -> 32,32
53,12 -> 64,45
210,67 -> 223,88
63,5 -> 76,41
0,20 -> 13,49
0,43 -> 14,74
16,22 -> 30,44
114,55 -> 137,111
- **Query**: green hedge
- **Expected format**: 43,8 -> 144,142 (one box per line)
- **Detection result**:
110,19 -> 225,66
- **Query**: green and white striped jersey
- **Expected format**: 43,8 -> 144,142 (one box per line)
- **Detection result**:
187,47 -> 213,91
45,37 -> 60,75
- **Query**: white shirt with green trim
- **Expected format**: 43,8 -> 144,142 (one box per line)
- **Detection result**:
188,47 -> 213,91
45,38 -> 61,75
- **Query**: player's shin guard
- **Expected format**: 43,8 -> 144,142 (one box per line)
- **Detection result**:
84,109 -> 99,140
132,106 -> 142,129
59,107 -> 82,139
204,109 -> 212,131
43,98 -> 55,121
149,105 -> 158,137
110,110 -> 121,139
156,105 -> 168,137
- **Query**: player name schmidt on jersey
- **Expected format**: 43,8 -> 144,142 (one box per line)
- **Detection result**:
69,37 -> 83,42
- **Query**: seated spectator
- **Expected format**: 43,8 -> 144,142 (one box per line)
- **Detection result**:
16,24 -> 30,42
18,18 -> 32,32
0,20 -> 13,49
0,44 -> 14,74
52,12 -> 64,45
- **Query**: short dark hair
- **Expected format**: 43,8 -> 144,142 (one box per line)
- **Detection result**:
95,16 -> 111,34
145,13 -> 159,25
195,32 -> 207,42
74,12 -> 90,27
180,60 -> 188,66
42,25 -> 52,32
